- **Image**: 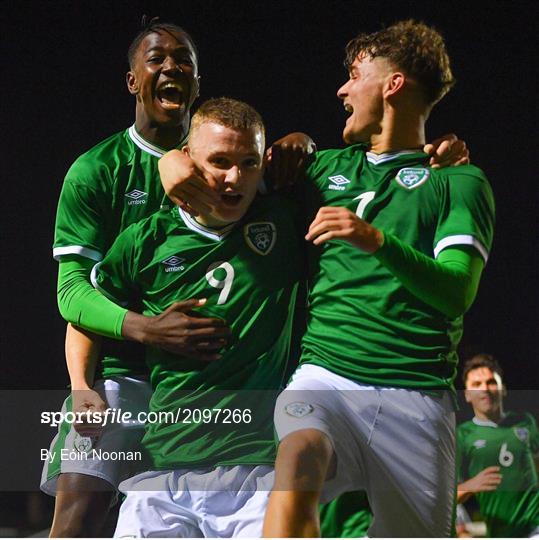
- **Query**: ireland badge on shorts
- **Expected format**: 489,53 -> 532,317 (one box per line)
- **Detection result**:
73,433 -> 94,453
244,222 -> 276,255
395,167 -> 430,190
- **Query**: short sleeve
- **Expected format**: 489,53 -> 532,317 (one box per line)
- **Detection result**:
53,161 -> 112,262
91,224 -> 140,306
433,167 -> 495,264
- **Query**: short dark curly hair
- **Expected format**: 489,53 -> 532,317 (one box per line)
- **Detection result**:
127,16 -> 198,69
344,19 -> 455,107
462,353 -> 503,386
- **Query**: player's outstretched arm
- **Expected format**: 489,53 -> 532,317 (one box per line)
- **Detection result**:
456,466 -> 502,503
424,133 -> 469,168
65,323 -> 108,437
58,256 -> 230,357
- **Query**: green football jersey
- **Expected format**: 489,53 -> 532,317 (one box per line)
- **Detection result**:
320,491 -> 372,537
54,126 -> 185,377
301,145 -> 495,390
94,195 -> 301,469
457,412 -> 539,537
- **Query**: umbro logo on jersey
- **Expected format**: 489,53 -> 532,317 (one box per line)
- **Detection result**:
162,255 -> 186,272
125,189 -> 148,205
473,439 -> 487,449
328,174 -> 351,191
395,168 -> 430,190
244,222 -> 276,255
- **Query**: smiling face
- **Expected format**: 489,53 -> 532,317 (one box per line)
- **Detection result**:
336,54 -> 392,144
464,367 -> 504,420
127,29 -> 199,131
186,121 -> 265,227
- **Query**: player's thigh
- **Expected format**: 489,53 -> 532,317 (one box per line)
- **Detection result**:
274,364 -> 372,500
42,377 -> 151,495
365,389 -> 456,537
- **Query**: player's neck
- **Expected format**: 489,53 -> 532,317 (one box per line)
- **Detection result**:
474,406 -> 504,424
135,116 -> 190,151
369,108 -> 426,154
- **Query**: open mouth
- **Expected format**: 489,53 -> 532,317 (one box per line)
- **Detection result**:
344,103 -> 354,114
157,81 -> 185,110
220,193 -> 243,207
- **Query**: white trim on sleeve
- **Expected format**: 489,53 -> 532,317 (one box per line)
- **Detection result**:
53,246 -> 103,262
90,262 -> 128,307
433,235 -> 489,264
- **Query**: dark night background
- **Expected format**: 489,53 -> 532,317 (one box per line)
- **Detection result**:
1,0 -> 537,532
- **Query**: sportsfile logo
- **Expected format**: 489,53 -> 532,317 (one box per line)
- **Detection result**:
162,255 -> 186,272
328,174 -> 351,191
125,189 -> 148,206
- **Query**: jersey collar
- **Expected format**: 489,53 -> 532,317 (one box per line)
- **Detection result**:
472,412 -> 507,428
366,149 -> 424,165
177,207 -> 236,241
128,125 -> 188,157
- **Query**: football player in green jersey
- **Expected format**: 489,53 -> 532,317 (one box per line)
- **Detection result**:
457,354 -> 539,537
260,20 -> 495,537
92,97 -> 301,537
43,18 -> 315,537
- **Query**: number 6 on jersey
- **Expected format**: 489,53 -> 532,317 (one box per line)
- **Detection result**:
206,262 -> 235,305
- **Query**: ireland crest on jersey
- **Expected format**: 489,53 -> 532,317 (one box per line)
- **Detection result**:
244,222 -> 276,255
513,427 -> 529,443
395,167 -> 430,190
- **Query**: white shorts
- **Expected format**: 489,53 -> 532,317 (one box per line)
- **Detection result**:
114,465 -> 274,538
40,376 -> 152,495
274,364 -> 456,537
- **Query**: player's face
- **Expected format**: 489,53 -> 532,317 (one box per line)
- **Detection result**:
464,367 -> 503,417
127,30 -> 199,128
337,54 -> 389,144
187,121 -> 265,227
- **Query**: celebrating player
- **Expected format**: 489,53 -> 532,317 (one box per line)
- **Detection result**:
457,353 -> 539,537
260,20 -> 495,537
91,97 -> 301,537
42,18 -> 314,537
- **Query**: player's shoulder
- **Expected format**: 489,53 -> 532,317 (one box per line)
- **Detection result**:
65,129 -> 131,183
430,163 -> 489,186
457,419 -> 478,437
307,144 -> 368,173
503,411 -> 538,428
247,193 -> 297,221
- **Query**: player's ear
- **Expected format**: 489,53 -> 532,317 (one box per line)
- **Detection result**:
126,70 -> 139,95
182,145 -> 190,156
384,72 -> 405,98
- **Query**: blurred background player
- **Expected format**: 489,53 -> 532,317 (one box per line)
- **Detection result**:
457,353 -> 539,537
41,18 -> 314,537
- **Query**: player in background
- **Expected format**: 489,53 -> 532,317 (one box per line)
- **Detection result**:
42,18 -> 314,537
259,20 -> 495,537
457,354 -> 539,537
92,97 -> 301,537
